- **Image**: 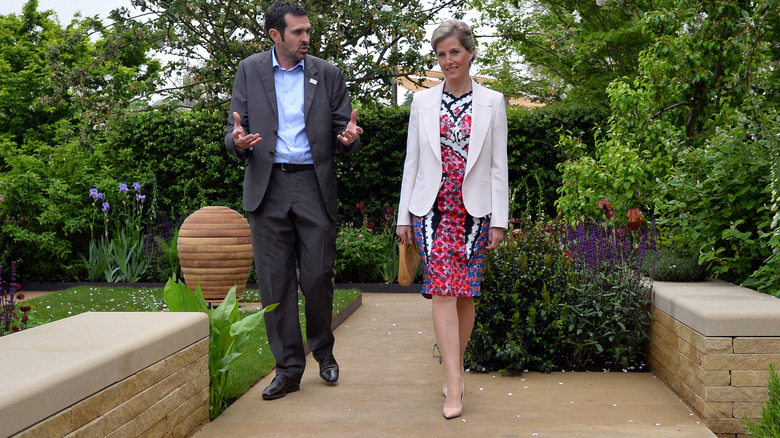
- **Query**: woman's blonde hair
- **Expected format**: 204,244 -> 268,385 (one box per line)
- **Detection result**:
431,19 -> 476,65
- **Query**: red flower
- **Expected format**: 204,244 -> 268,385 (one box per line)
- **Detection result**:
356,202 -> 365,211
384,205 -> 394,215
20,306 -> 31,313
563,250 -> 573,259
627,208 -> 644,231
366,222 -> 375,230
598,198 -> 614,220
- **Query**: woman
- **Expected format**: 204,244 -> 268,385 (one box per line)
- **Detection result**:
396,19 -> 509,419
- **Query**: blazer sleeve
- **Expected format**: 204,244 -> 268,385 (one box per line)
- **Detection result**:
396,95 -> 421,226
490,95 -> 509,229
224,59 -> 252,162
327,64 -> 360,156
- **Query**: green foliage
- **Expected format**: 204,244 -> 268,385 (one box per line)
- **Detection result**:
163,279 -> 278,420
467,215 -> 655,374
336,106 -> 409,225
643,248 -> 706,283
152,228 -> 180,282
467,225 -> 572,374
655,110 -> 774,285
96,0 -> 465,107
507,104 -> 608,220
566,267 -> 653,370
337,104 -> 606,226
107,108 -> 243,216
556,0 -> 778,288
334,226 -> 394,283
0,137 -> 110,280
0,1 -> 162,145
744,364 -> 780,437
471,0 -> 653,107
81,237 -> 118,282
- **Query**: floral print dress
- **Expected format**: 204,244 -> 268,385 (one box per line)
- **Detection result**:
413,90 -> 491,298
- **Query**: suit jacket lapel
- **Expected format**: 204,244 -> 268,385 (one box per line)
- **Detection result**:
422,83 -> 444,164
256,50 -> 278,121
304,56 -> 318,122
466,80 -> 490,176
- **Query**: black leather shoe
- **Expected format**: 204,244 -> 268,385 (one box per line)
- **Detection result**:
261,375 -> 300,400
319,356 -> 339,384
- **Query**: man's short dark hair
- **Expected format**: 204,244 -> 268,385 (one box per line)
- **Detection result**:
264,1 -> 308,39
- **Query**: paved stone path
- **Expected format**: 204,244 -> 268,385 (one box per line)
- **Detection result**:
191,292 -> 717,437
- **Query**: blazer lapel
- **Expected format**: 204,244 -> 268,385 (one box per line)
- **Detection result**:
466,80 -> 490,176
304,56 -> 318,121
256,51 -> 278,121
422,83 -> 444,163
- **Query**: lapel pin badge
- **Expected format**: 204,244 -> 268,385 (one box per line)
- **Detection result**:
309,78 -> 317,85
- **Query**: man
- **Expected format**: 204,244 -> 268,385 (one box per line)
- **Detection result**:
224,1 -> 362,401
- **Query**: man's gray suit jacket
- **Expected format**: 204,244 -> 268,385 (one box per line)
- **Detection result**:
224,50 -> 360,221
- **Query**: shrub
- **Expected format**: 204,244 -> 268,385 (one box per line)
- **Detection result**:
466,223 -> 572,374
467,201 -> 656,374
563,202 -> 656,369
334,225 -> 392,283
643,248 -> 706,282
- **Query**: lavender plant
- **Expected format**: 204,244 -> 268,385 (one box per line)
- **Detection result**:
467,198 -> 658,373
563,199 -> 657,369
0,262 -> 30,336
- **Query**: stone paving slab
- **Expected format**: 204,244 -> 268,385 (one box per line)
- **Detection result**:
192,293 -> 716,438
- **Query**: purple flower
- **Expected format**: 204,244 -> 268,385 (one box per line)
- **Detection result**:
96,192 -> 104,200
89,188 -> 99,199
102,202 -> 110,212
136,194 -> 146,201
119,183 -> 129,193
133,183 -> 141,192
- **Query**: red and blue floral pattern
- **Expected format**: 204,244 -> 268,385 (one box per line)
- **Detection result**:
414,91 -> 490,298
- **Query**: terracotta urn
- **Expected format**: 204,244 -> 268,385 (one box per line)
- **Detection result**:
177,206 -> 253,303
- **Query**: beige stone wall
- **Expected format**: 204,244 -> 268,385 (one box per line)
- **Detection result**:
12,339 -> 209,438
647,307 -> 773,438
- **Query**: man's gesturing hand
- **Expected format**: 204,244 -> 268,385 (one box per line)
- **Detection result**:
232,112 -> 262,150
337,109 -> 363,145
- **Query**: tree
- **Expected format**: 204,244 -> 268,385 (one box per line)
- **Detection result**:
0,0 -> 163,145
555,0 -> 779,288
471,0 -> 654,107
0,1 -> 74,146
102,0 -> 464,108
0,1 -> 164,280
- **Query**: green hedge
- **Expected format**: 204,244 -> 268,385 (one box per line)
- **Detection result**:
336,103 -> 608,226
1,103 -> 605,281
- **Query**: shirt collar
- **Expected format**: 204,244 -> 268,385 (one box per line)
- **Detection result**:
272,48 -> 305,71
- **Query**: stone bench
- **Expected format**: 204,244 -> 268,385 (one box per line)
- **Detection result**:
646,279 -> 780,438
0,311 -> 209,438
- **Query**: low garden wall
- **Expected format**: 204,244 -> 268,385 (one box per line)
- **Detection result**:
0,311 -> 209,438
646,279 -> 780,438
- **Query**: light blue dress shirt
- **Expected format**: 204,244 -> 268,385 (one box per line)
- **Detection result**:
272,49 -> 313,165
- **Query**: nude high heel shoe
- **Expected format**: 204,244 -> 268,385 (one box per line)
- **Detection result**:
442,378 -> 464,419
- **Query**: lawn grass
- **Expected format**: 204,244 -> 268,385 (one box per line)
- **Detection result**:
22,285 -> 362,402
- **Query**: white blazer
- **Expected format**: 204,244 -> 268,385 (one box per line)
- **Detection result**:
397,79 -> 509,228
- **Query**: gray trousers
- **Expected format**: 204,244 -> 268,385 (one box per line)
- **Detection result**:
248,167 -> 336,381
